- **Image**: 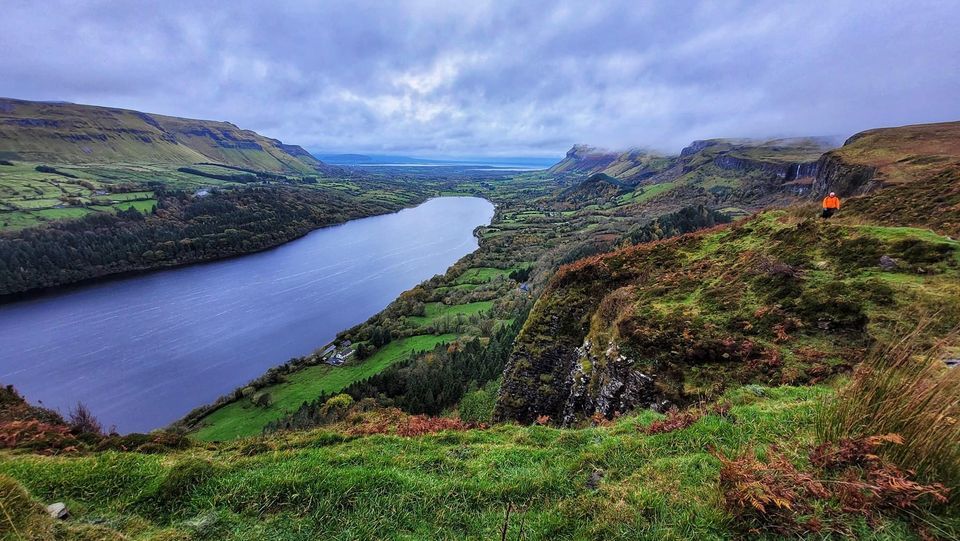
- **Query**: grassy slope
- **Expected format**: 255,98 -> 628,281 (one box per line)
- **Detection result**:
497,208 -> 960,424
0,97 -> 320,173
0,97 -> 334,230
407,301 -> 494,327
829,121 -> 960,185
9,384 -> 936,541
193,334 -> 457,441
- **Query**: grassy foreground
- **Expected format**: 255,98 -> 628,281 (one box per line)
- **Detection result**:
1,383 -> 951,541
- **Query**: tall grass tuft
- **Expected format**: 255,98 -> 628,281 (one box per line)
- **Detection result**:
817,324 -> 960,498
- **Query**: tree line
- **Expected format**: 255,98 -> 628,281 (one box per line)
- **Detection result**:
0,185 -> 414,296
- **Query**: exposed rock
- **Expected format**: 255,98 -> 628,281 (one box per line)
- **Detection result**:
879,255 -> 898,271
586,469 -> 604,490
46,502 -> 68,520
680,140 -> 719,156
560,339 -> 660,426
811,147 -> 879,197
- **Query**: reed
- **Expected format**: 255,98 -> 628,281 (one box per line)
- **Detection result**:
817,323 -> 960,496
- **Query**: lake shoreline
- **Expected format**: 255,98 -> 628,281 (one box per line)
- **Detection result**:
0,193 -> 435,307
1,197 -> 494,433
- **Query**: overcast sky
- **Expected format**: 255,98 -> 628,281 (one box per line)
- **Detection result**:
2,1 -> 959,158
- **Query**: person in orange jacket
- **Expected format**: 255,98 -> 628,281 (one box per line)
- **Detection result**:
821,191 -> 841,218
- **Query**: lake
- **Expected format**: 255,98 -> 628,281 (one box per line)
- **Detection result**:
0,197 -> 494,433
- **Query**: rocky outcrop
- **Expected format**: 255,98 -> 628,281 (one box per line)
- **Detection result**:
547,145 -> 621,176
680,140 -> 719,156
559,339 -> 663,425
811,151 -> 878,196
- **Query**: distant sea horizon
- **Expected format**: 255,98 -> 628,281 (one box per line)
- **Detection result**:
314,152 -> 557,170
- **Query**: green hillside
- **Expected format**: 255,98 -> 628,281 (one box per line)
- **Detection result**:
497,121 -> 960,426
0,98 -> 323,173
1,121 -> 958,540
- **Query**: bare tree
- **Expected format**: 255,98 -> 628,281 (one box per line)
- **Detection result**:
68,402 -> 104,436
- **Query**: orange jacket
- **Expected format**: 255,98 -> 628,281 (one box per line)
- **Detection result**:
822,195 -> 841,209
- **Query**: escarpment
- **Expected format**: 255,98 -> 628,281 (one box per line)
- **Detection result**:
811,150 -> 879,196
0,97 -> 326,173
496,190 -> 960,425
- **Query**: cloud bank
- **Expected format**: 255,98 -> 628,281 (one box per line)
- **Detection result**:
2,0 -> 959,157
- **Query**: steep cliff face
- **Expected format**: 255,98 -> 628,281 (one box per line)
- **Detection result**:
811,152 -> 878,196
0,97 -> 325,173
547,145 -> 672,182
812,120 -> 960,197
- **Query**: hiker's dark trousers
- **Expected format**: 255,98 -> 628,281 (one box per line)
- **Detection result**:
821,208 -> 836,219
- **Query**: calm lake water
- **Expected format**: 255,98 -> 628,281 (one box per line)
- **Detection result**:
0,197 -> 494,433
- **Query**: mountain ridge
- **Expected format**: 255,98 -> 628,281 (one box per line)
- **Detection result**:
0,97 -> 325,173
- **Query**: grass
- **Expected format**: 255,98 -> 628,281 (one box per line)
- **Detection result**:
194,334 -> 457,441
615,181 -> 678,205
2,384 -> 897,541
817,326 -> 960,495
407,301 -> 493,327
453,267 -> 513,285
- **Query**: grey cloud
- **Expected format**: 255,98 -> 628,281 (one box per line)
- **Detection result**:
1,0 -> 958,157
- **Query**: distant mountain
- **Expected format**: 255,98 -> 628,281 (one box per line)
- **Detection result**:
318,153 -> 376,164
550,138 -> 834,184
548,145 -> 672,181
316,153 -> 556,168
0,97 -> 325,173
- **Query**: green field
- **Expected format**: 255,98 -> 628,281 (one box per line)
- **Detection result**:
0,162 -> 168,229
453,266 -> 519,285
407,301 -> 494,327
194,334 -> 457,441
615,181 -> 677,204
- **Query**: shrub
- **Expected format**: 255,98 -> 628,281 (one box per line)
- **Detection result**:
68,402 -> 104,436
324,393 -> 354,410
251,392 -> 272,408
642,402 -> 730,435
715,437 -> 949,537
459,388 -> 496,423
0,420 -> 78,454
817,326 -> 960,499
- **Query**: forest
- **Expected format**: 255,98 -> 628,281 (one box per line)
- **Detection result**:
0,184 -> 424,297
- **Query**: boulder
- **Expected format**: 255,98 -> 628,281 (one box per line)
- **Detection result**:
46,502 -> 68,520
879,255 -> 898,271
